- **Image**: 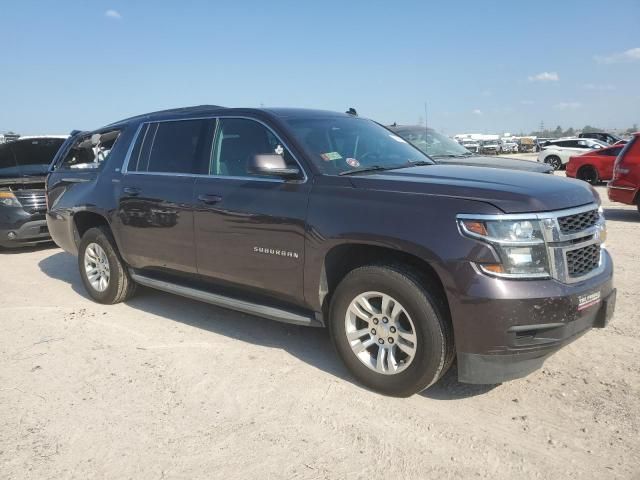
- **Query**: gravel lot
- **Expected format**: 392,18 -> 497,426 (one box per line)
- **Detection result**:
1,173 -> 638,479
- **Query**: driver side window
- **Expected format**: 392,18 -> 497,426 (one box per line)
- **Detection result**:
211,118 -> 297,177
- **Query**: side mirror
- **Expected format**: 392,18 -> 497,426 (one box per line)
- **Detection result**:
248,154 -> 301,179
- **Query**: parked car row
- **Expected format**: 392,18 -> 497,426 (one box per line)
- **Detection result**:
388,125 -> 552,173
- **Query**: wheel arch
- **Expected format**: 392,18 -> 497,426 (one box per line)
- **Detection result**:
319,242 -> 452,331
72,210 -> 113,250
576,163 -> 598,178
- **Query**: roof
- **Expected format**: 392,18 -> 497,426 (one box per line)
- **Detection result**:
263,108 -> 351,119
105,105 -> 353,127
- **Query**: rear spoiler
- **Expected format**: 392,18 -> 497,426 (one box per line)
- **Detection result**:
47,130 -> 85,173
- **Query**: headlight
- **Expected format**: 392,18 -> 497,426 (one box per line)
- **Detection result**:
0,191 -> 21,207
459,218 -> 549,278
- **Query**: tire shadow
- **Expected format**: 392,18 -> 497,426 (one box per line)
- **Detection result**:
420,365 -> 499,400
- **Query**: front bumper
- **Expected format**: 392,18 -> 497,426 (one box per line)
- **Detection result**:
0,208 -> 50,248
449,249 -> 615,384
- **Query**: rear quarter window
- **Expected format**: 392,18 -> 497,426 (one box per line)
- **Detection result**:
56,130 -> 121,171
127,119 -> 213,175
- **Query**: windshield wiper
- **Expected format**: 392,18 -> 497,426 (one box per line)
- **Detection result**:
339,165 -> 391,176
430,153 -> 474,158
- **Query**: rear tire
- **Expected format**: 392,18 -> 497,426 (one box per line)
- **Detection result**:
577,165 -> 600,185
78,226 -> 136,304
329,264 -> 454,397
545,155 -> 562,170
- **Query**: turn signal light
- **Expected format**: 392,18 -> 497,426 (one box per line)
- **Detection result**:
461,220 -> 488,236
480,264 -> 505,274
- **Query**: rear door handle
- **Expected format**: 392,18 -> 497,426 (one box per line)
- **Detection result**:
198,194 -> 222,205
123,186 -> 141,196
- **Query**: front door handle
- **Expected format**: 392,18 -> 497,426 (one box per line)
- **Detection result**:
198,194 -> 222,205
123,186 -> 141,196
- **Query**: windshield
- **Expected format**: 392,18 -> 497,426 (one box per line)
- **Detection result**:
0,138 -> 65,178
285,117 -> 432,175
392,127 -> 471,157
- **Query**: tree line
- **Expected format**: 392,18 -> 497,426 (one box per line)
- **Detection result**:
527,124 -> 638,139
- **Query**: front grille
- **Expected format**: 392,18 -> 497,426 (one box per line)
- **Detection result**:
566,243 -> 600,277
557,209 -> 599,235
14,190 -> 47,213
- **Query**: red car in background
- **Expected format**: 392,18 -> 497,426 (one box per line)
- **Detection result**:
566,143 -> 625,184
608,132 -> 640,213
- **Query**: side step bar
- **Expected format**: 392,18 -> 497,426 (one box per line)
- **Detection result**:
129,272 -> 323,327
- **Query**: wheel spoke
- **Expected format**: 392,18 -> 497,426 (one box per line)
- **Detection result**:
349,302 -> 373,321
381,294 -> 393,317
356,295 -> 378,315
390,302 -> 403,322
388,347 -> 399,373
351,337 -> 375,355
376,346 -> 388,373
397,328 -> 416,345
397,337 -> 416,357
86,269 -> 100,282
347,328 -> 371,342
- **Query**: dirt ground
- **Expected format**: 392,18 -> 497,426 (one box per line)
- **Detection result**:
1,178 -> 638,479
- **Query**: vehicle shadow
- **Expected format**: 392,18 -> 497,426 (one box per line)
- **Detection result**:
420,366 -> 499,400
39,250 -> 495,399
603,207 -> 639,223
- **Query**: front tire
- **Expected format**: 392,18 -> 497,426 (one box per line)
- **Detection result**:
78,227 -> 136,304
329,264 -> 453,397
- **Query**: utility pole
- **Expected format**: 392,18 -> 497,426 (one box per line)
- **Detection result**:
424,102 -> 428,142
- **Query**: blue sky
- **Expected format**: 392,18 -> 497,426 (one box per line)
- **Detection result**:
1,0 -> 639,135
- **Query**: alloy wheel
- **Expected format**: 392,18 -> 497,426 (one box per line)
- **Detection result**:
344,291 -> 417,375
84,242 -> 110,292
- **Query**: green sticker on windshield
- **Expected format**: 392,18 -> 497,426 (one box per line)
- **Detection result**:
320,152 -> 342,161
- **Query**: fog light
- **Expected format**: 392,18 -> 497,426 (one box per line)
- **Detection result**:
7,231 -> 17,240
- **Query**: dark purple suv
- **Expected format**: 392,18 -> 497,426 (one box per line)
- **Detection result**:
45,106 -> 615,396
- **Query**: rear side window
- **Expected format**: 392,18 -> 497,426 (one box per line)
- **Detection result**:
129,119 -> 213,174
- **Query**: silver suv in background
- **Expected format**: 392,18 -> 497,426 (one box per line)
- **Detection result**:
537,137 -> 608,170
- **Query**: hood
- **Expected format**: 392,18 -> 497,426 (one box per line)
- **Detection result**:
0,164 -> 48,186
434,155 -> 553,173
348,165 -> 596,213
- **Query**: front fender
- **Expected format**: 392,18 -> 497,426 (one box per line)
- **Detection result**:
303,180 -> 503,311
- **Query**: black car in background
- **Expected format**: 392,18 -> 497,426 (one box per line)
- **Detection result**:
389,125 -> 553,174
578,132 -> 626,145
0,136 -> 66,248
